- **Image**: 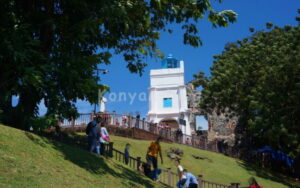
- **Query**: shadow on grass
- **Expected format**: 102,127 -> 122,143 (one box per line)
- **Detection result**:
237,160 -> 300,188
24,132 -> 157,188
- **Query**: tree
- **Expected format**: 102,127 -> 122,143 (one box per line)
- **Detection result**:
0,0 -> 237,130
194,12 -> 300,161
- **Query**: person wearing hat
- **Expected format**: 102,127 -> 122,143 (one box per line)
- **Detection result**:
176,159 -> 187,188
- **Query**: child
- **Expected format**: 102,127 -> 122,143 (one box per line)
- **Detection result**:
124,143 -> 130,165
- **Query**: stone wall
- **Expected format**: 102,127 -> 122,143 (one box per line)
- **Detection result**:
186,82 -> 238,147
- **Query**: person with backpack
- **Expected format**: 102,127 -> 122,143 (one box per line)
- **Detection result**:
86,116 -> 101,154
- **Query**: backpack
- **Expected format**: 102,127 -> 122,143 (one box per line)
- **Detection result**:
86,122 -> 93,135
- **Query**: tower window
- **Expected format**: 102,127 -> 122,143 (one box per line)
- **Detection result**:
163,98 -> 172,107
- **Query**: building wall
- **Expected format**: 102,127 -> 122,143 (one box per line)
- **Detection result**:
147,60 -> 192,135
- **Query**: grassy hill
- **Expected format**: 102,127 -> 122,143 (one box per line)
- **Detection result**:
111,135 -> 300,188
0,124 -> 166,188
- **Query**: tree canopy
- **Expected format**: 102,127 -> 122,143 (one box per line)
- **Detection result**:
0,0 -> 236,130
194,11 -> 300,159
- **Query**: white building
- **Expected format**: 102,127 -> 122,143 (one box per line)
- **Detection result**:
147,55 -> 192,135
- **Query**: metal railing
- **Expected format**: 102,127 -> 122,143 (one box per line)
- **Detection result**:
60,113 -> 237,157
101,142 -> 241,188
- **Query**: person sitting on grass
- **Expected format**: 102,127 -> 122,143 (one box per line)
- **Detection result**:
175,159 -> 187,188
183,169 -> 198,188
124,143 -> 130,165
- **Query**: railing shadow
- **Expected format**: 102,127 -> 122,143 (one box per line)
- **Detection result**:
24,131 -> 157,188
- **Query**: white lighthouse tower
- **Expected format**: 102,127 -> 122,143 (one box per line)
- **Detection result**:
147,55 -> 191,135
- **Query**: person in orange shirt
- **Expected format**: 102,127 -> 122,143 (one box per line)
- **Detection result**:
146,136 -> 163,181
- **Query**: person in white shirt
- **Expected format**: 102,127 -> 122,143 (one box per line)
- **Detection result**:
176,159 -> 187,188
99,122 -> 110,155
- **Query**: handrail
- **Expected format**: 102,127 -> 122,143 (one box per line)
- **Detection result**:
59,113 -> 224,154
107,143 -> 240,188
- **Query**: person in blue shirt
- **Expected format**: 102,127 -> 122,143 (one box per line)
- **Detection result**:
124,143 -> 130,165
87,116 -> 101,154
183,169 -> 198,188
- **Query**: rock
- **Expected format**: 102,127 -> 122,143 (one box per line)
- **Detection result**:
170,147 -> 184,156
192,154 -> 213,162
167,152 -> 177,159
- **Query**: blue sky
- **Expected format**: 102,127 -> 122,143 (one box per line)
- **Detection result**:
36,0 -> 299,124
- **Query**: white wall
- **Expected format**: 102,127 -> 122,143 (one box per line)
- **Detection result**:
147,60 -> 192,135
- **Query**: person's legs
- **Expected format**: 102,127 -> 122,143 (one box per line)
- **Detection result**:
151,157 -> 158,180
152,156 -> 158,169
176,179 -> 186,188
100,142 -> 105,155
88,137 -> 97,153
155,168 -> 162,181
188,183 -> 198,188
95,142 -> 100,154
125,156 -> 129,165
88,137 -> 93,152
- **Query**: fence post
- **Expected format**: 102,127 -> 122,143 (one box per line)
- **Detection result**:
108,142 -> 114,158
230,183 -> 240,188
142,118 -> 145,130
198,175 -> 203,188
167,168 -> 171,186
136,157 -> 141,171
192,134 -> 195,147
215,140 -> 218,152
132,127 -> 135,138
128,116 -> 132,128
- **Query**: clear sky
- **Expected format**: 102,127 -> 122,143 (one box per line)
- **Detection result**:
36,0 -> 299,120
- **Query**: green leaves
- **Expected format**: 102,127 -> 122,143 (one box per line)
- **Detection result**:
0,0 -> 237,130
195,19 -> 300,158
209,10 -> 237,28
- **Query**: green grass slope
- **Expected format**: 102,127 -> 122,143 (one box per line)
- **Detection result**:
111,135 -> 300,188
0,124 -> 166,188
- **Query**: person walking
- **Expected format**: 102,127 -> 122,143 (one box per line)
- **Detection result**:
183,169 -> 198,188
99,122 -> 110,155
146,136 -> 163,181
86,116 -> 101,154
